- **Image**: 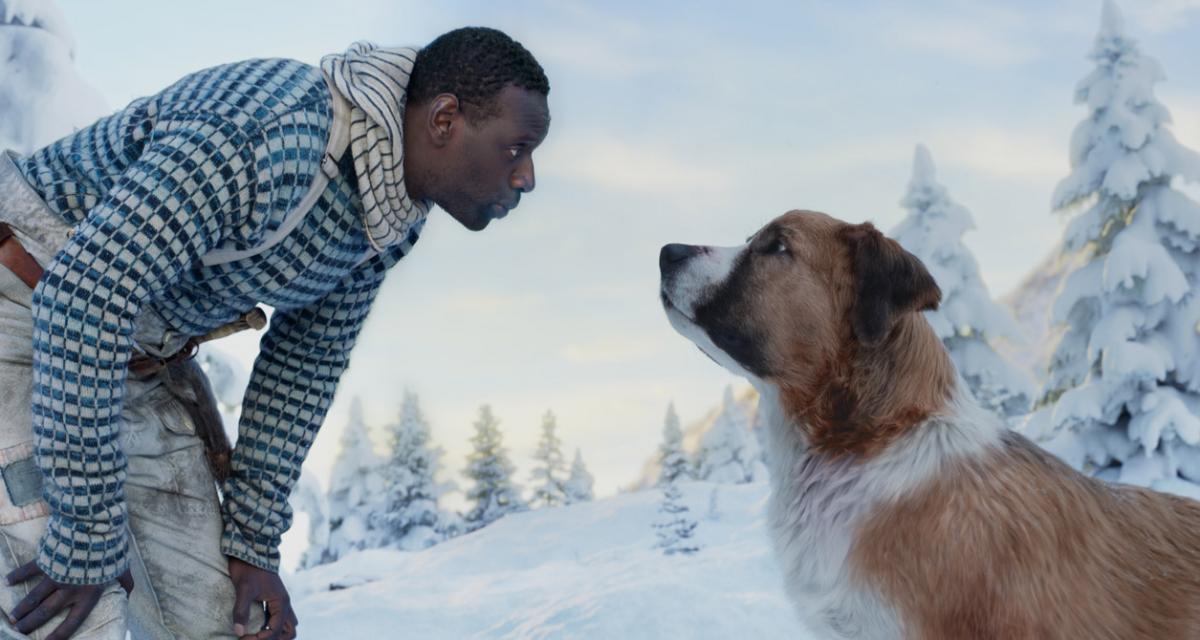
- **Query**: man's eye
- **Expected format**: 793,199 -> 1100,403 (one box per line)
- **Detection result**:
507,147 -> 521,159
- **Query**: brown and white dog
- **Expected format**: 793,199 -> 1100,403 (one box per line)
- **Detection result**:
658,209 -> 1200,639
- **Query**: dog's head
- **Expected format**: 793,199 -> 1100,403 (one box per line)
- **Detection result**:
659,210 -> 952,455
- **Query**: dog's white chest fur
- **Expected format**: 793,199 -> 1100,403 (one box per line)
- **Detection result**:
757,385 -> 1000,639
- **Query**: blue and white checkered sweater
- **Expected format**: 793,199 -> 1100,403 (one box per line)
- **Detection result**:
18,57 -> 423,585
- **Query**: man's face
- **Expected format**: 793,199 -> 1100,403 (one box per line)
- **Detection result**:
435,85 -> 551,231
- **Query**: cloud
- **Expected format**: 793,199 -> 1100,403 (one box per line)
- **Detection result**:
540,135 -> 729,195
436,292 -> 546,315
558,336 -> 663,365
1164,94 -> 1200,146
531,31 -> 666,78
927,127 -> 1067,179
718,124 -> 1065,185
1127,0 -> 1200,33
887,14 -> 1041,68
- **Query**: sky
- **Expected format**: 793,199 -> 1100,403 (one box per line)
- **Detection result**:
48,0 -> 1200,502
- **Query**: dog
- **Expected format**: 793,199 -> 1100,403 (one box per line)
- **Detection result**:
658,209 -> 1200,639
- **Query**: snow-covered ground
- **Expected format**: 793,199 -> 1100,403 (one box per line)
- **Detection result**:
286,481 -> 808,639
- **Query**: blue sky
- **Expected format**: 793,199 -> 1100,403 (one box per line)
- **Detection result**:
54,0 -> 1200,499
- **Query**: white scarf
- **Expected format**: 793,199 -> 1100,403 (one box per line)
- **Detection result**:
320,42 -> 430,250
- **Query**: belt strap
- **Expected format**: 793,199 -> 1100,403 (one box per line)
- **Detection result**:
0,222 -> 45,290
0,222 -> 268,379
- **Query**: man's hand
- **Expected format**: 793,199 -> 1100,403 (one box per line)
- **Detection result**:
228,556 -> 297,640
4,560 -> 133,640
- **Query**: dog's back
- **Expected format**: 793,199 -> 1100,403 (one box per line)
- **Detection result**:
850,430 -> 1200,639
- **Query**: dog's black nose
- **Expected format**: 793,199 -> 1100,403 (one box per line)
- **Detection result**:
660,243 -> 701,275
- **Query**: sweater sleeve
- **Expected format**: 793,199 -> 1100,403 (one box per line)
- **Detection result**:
31,113 -> 257,585
219,242 -> 412,572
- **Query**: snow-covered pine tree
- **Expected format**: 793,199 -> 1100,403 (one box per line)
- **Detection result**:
528,410 -> 568,508
463,405 -> 527,531
375,390 -> 456,550
892,145 -> 1036,418
289,468 -> 329,570
657,402 -> 691,486
695,386 -> 756,483
1036,0 -> 1200,495
750,400 -> 770,467
197,343 -> 249,444
325,397 -> 386,561
653,481 -> 700,555
0,0 -> 107,153
564,448 -> 595,504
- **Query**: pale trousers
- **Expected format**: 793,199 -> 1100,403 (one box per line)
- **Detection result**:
0,165 -> 264,639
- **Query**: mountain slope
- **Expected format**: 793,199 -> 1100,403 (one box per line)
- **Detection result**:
288,481 -> 807,639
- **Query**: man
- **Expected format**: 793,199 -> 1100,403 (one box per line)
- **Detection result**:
0,26 -> 550,639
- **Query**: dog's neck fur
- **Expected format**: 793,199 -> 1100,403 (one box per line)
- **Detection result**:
781,313 -> 957,458
754,359 -> 1004,638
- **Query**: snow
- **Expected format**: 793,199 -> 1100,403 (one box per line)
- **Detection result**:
528,411 -> 569,508
1033,0 -> 1200,493
463,405 -> 528,530
893,144 -> 1035,417
655,402 -> 692,487
324,397 -> 387,561
695,386 -> 760,483
288,469 -> 330,571
563,448 -> 595,504
1103,223 -> 1188,304
287,482 -> 806,639
0,0 -> 107,153
375,390 -> 460,551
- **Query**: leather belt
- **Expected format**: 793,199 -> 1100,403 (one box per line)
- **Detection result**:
0,221 -> 267,379
0,222 -> 45,292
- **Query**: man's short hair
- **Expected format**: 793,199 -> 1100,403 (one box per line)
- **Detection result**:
408,27 -> 549,123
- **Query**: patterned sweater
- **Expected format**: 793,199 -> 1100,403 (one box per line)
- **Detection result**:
19,57 -> 423,585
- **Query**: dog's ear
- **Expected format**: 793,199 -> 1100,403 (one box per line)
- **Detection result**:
839,223 -> 941,348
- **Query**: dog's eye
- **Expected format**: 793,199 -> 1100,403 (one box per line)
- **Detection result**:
761,238 -> 789,255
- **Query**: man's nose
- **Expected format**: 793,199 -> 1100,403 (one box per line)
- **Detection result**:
511,157 -> 536,193
659,243 -> 704,276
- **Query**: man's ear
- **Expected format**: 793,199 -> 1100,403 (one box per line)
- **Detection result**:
839,222 -> 941,348
425,93 -> 460,146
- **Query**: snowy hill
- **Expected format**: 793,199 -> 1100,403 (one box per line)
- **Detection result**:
629,388 -> 760,490
995,245 -> 1079,381
287,481 -> 807,639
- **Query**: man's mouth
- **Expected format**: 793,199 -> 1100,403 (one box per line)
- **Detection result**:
489,197 -> 520,220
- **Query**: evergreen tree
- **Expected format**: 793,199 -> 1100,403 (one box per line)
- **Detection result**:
325,397 -> 385,561
657,402 -> 691,486
1035,0 -> 1200,492
528,410 -> 568,508
750,400 -> 770,468
564,448 -> 595,504
653,482 -> 700,555
376,390 -> 456,550
892,144 -> 1036,418
695,386 -> 756,483
0,0 -> 108,154
290,468 -> 329,570
463,405 -> 527,531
